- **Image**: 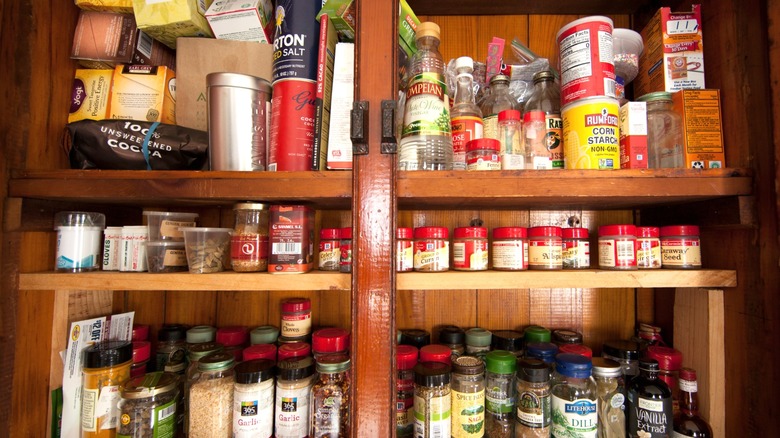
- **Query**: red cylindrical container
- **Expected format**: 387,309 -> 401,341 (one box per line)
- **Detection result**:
556,16 -> 616,105
318,228 -> 341,271
339,227 -> 353,273
130,341 -> 151,378
132,324 -> 149,342
312,327 -> 350,359
396,345 -> 418,437
660,225 -> 702,269
598,224 -> 637,270
562,227 -> 590,269
419,344 -> 453,364
452,226 -> 488,271
280,297 -> 312,338
243,343 -> 278,362
216,326 -> 248,347
466,139 -> 501,170
396,227 -> 414,272
528,226 -> 563,270
492,227 -> 528,271
413,226 -> 450,272
636,226 -> 662,269
646,345 -> 684,404
558,343 -> 593,359
278,342 -> 312,361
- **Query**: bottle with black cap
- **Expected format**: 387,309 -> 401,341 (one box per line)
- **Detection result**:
413,361 -> 452,438
515,358 -> 551,436
233,359 -> 275,437
275,356 -> 316,438
491,329 -> 525,358
156,324 -> 188,371
627,358 -> 673,438
81,340 -> 133,437
438,325 -> 466,358
399,328 -> 431,349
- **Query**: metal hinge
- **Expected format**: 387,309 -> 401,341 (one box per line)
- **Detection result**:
350,101 -> 369,155
381,100 -> 397,154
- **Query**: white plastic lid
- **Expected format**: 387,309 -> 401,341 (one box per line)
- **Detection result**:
143,211 -> 199,219
455,56 -> 474,71
613,28 -> 644,56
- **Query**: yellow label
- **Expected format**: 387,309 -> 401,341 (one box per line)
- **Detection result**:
563,99 -> 620,169
451,389 -> 485,437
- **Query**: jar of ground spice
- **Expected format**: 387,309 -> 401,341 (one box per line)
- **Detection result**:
413,361 -> 452,438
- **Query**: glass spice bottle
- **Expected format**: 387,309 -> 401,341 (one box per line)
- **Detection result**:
627,359 -> 673,438
187,325 -> 217,347
525,342 -> 559,367
514,358 -> 551,438
450,56 -> 484,170
413,361 -> 452,438
339,227 -> 352,273
230,202 -> 269,272
311,327 -> 350,361
184,342 -> 225,432
187,351 -> 235,438
636,226 -> 662,269
419,344 -> 453,365
485,350 -> 517,438
481,74 -> 518,141
637,92 -> 683,169
81,341 -> 133,438
523,70 -> 563,169
524,325 -> 552,344
318,228 -> 341,271
275,357 -> 317,438
498,109 -> 525,169
465,327 -> 492,362
551,354 -> 598,438
250,325 -> 280,345
280,298 -> 312,340
156,324 -> 187,371
491,330 -> 525,358
232,359 -> 275,438
562,227 -> 590,269
130,341 -> 151,378
602,340 -> 642,383
552,329 -> 583,347
396,345 -> 419,438
216,326 -> 249,363
117,371 -> 180,438
451,356 -> 486,438
592,357 -> 626,438
439,325 -> 466,358
672,368 -> 713,437
242,343 -> 277,362
396,227 -> 414,272
559,344 -> 593,359
310,353 -> 351,437
645,345 -> 683,413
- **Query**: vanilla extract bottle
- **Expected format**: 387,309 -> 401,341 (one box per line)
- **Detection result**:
627,359 -> 673,438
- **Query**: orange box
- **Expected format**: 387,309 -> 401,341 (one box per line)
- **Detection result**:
671,89 -> 725,169
619,101 -> 648,169
268,205 -> 315,273
108,65 -> 176,124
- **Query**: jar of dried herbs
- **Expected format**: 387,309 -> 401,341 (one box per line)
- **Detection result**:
451,355 -> 486,437
485,350 -> 517,438
515,358 -> 550,437
231,202 -> 270,272
591,357 -> 626,438
551,354 -> 598,437
413,361 -> 452,438
310,353 -> 351,437
187,351 -> 235,437
117,371 -> 179,438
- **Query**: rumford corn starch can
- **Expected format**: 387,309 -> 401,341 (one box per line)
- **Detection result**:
562,97 -> 620,169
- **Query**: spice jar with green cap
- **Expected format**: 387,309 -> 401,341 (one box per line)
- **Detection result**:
465,327 -> 492,362
187,351 -> 235,437
250,325 -> 280,345
186,325 -> 217,345
524,325 -> 551,344
485,350 -> 517,437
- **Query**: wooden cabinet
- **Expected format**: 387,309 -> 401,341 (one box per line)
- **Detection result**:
1,0 -> 777,437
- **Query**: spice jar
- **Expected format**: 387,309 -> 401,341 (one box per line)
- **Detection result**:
217,326 -> 249,362
187,325 -> 217,346
132,324 -> 149,342
485,350 -> 517,438
453,226 -> 488,271
551,329 -> 583,346
515,358 -> 551,437
413,226 -> 450,272
275,357 -> 316,438
250,325 -> 280,345
396,227 -> 414,272
645,345 -> 683,411
591,357 -> 626,438
186,342 -> 225,383
466,138 -> 501,170
188,351 -> 235,437
242,343 -> 277,362
399,329 -> 431,349
465,327 -> 492,362
562,227 -> 590,269
498,109 -> 525,170
413,361 -> 452,438
396,345 -> 419,438
660,225 -> 702,269
439,325 -> 466,358
81,341 -> 133,437
156,324 -> 187,371
339,227 -> 353,273
602,340 -> 642,382
492,227 -> 528,271
524,325 -> 551,344
131,341 -> 151,378
598,224 -> 638,270
636,226 -> 662,269
451,355 -> 486,437
550,354 -> 598,437
118,371 -> 180,438
638,91 -> 683,169
558,343 -> 593,359
310,353 -> 351,437
419,344 -> 452,365
528,226 -> 563,270
232,359 -> 275,437
278,342 -> 312,361
231,202 -> 270,272
525,342 -> 558,366
54,211 -> 106,272
280,298 -> 312,339
312,327 -> 350,360
491,330 -> 525,358
318,228 -> 341,271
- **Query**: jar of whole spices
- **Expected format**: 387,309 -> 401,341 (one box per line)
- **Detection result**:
636,226 -> 662,269
465,327 -> 492,362
280,297 -> 312,339
184,342 -> 224,432
118,371 -> 179,438
551,354 -> 598,437
339,227 -> 353,273
396,227 -> 414,272
598,224 -> 638,270
492,227 -> 529,271
396,345 -> 419,438
660,225 -> 702,269
231,202 -> 270,272
310,354 -> 351,437
81,341 -> 133,437
413,226 -> 450,272
413,361 -> 452,438
453,226 -> 489,271
187,351 -> 235,437
515,358 -> 551,437
485,350 -> 517,438
275,357 -> 317,438
232,359 -> 275,437
562,227 -> 590,269
439,325 -> 466,358
451,355 -> 486,437
156,324 -> 187,371
592,357 -> 626,438
318,228 -> 341,271
528,226 -> 563,270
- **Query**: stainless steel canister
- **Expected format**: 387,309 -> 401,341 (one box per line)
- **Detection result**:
207,72 -> 272,171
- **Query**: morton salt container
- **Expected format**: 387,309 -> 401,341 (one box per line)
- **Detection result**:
207,73 -> 272,171
268,0 -> 321,171
556,16 -> 616,105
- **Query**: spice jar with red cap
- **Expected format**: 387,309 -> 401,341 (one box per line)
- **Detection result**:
660,225 -> 702,269
396,227 -> 414,272
131,341 -> 151,378
598,224 -> 637,270
132,324 -> 149,342
559,343 -> 593,359
311,327 -> 350,360
413,226 -> 449,272
396,345 -> 418,438
419,344 -> 452,364
280,297 -> 312,339
466,138 -> 501,170
562,227 -> 590,269
636,226 -> 662,269
339,227 -> 353,273
318,228 -> 341,271
645,345 -> 684,410
243,343 -> 277,362
216,326 -> 248,362
452,226 -> 488,271
277,342 -> 311,361
528,226 -> 563,270
492,226 -> 528,271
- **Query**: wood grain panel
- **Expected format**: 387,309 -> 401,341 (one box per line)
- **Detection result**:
164,291 -> 218,326
215,290 -> 270,327
528,15 -> 578,66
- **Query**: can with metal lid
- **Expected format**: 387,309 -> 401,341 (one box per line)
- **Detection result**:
562,97 -> 620,169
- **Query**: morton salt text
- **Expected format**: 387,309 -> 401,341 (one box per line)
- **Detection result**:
273,34 -> 307,60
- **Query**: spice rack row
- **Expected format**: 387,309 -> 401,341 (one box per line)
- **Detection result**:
18,269 -> 737,291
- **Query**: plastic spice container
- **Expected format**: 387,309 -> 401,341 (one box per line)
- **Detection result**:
561,227 -> 590,269
551,329 -> 583,346
439,325 -> 466,358
466,138 -> 501,170
231,202 -> 270,272
396,227 -> 414,272
187,325 -> 217,345
312,327 -> 350,360
146,241 -> 188,273
636,226 -> 662,269
143,211 -> 198,241
485,350 -> 517,437
515,358 -> 551,436
102,226 -> 123,271
280,298 -> 312,339
525,342 -> 559,365
318,228 -> 341,271
399,329 -> 431,349
524,325 -> 552,344
528,226 -> 563,270
491,227 -> 528,271
118,371 -> 180,438
452,226 -> 489,271
217,326 -> 249,362
277,342 -> 311,361
54,211 -> 106,272
451,356 -> 486,436
188,351 -> 235,437
602,340 -> 642,381
413,226 -> 450,272
250,325 -> 280,345
275,357 -> 316,437
339,227 -> 353,273
598,224 -> 637,270
132,324 -> 149,342
396,345 -> 419,438
243,343 -> 277,361
311,353 -> 351,436
660,225 -> 702,269
591,357 -> 626,437
121,225 -> 150,272
645,345 -> 684,408
558,343 -> 593,359
491,330 -> 524,358
131,341 -> 151,378
413,361 -> 452,438
465,327 -> 492,361
419,344 -> 452,365
550,354 -> 598,437
156,324 -> 187,371
81,341 -> 133,437
232,359 -> 275,437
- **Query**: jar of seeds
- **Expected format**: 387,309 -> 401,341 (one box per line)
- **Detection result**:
413,361 -> 452,438
187,351 -> 235,437
231,202 -> 270,272
117,371 -> 179,438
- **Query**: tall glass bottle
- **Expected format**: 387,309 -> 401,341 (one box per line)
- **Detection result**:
398,21 -> 453,171
627,359 -> 673,438
523,70 -> 563,169
450,56 -> 484,170
672,368 -> 713,437
480,74 -> 517,142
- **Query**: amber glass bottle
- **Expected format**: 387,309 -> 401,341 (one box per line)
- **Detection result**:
672,368 -> 713,437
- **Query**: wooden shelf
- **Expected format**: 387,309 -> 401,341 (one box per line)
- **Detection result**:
397,269 -> 737,289
18,271 -> 351,291
8,170 -> 353,209
398,168 -> 752,210
407,0 -> 668,16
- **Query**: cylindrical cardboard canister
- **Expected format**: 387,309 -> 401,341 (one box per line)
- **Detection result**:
207,72 -> 272,171
557,16 -> 616,105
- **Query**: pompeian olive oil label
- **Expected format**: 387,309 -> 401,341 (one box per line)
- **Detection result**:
402,72 -> 451,138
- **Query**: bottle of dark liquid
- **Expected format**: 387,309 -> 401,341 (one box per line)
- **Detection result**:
627,359 -> 673,437
672,368 -> 713,437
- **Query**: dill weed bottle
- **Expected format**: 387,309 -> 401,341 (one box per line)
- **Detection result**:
450,56 -> 483,170
551,354 -> 598,438
398,21 -> 453,171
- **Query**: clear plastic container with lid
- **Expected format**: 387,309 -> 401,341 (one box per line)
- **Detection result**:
498,109 -> 524,169
143,210 -> 198,242
636,226 -> 662,269
438,325 -> 466,358
318,228 -> 341,271
232,359 -> 275,437
492,226 -> 528,271
311,327 -> 350,359
465,327 -> 492,361
396,227 -> 414,272
528,226 -> 563,270
598,224 -> 637,270
188,351 -> 235,437
413,226 -> 450,272
591,357 -> 626,437
419,344 -> 452,365
81,341 -> 133,437
466,138 -> 501,170
396,345 -> 419,438
118,371 -> 180,438
450,356 -> 486,436
311,353 -> 352,437
550,354 -> 598,437
413,361 -> 452,438
515,358 -> 551,436
275,357 -> 316,438
638,91 -> 683,168
485,350 -> 517,437
250,325 -> 280,345
231,202 -> 269,272
280,297 -> 312,339
660,225 -> 702,269
452,226 -> 488,271
562,227 -> 590,269
602,339 -> 642,381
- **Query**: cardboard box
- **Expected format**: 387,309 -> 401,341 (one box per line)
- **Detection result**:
205,0 -> 274,43
326,43 -> 355,170
619,101 -> 648,169
71,10 -> 175,70
108,65 -> 176,124
672,89 -> 725,169
268,205 -> 314,274
132,0 -> 214,49
316,0 -> 356,42
635,4 -> 704,97
75,0 -> 133,14
175,37 -> 274,131
68,69 -> 114,123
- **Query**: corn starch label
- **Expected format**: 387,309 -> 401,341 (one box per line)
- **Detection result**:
563,97 -> 620,169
